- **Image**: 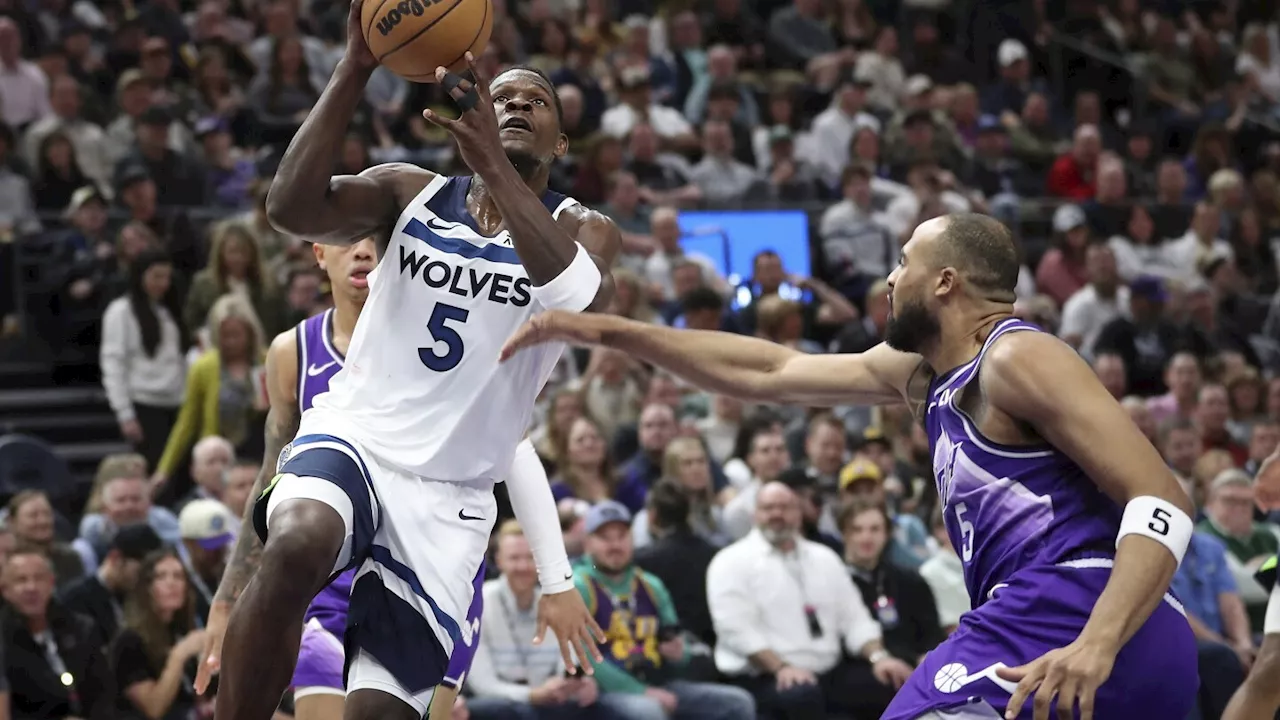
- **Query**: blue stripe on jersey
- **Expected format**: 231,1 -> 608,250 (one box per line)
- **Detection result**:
402,217 -> 522,265
369,545 -> 463,646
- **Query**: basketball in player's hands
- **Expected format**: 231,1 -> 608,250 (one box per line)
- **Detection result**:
343,0 -> 377,70
360,0 -> 493,81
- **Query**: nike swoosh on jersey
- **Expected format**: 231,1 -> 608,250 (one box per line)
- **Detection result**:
458,509 -> 484,521
307,361 -> 337,377
426,217 -> 453,232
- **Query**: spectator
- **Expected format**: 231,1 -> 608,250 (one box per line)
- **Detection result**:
32,130 -> 93,211
1165,201 -> 1234,287
617,403 -> 681,505
1095,279 -> 1195,397
838,499 -> 945,666
632,437 -> 729,548
1046,124 -> 1102,200
820,163 -> 898,301
602,66 -> 696,152
707,483 -> 909,720
1196,383 -> 1249,465
246,36 -> 320,147
110,549 -> 210,720
550,415 -> 640,511
641,207 -> 719,304
7,492 -> 83,590
981,38 -> 1038,118
1083,158 -> 1131,239
1245,421 -> 1280,477
722,426 -> 792,539
688,119 -> 765,204
1108,203 -> 1179,283
1149,352 -> 1204,426
633,479 -> 721,646
21,73 -> 110,188
0,18 -> 52,130
468,521 -> 598,720
574,501 -> 756,720
833,458 -> 933,569
763,126 -> 825,203
776,468 -> 844,555
153,294 -> 268,491
1198,470 -> 1279,571
113,106 -> 207,207
99,250 -> 187,468
175,499 -> 235,624
1035,204 -> 1092,307
805,70 -> 876,186
53,191 -> 117,311
196,116 -> 256,209
220,460 -> 258,519
1058,244 -> 1129,358
1168,532 -> 1252,720
917,508 -> 966,634
176,435 -> 234,510
1093,352 -> 1129,399
77,465 -> 181,570
182,220 -> 285,341
60,524 -> 163,652
0,123 -> 42,236
1,550 -> 114,720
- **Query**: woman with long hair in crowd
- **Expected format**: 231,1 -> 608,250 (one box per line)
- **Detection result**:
100,250 -> 188,471
152,294 -> 267,500
111,549 -> 209,720
183,221 -> 284,341
531,387 -> 586,471
246,35 -> 319,145
32,130 -> 91,211
6,491 -> 83,588
839,498 -> 946,667
1227,367 -> 1268,443
631,436 -> 730,547
549,416 -> 625,505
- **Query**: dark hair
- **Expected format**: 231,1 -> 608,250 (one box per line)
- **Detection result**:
647,479 -> 692,532
730,408 -> 784,462
680,287 -> 724,313
494,64 -> 563,130
936,213 -> 1021,301
124,548 -> 196,671
127,249 -> 184,357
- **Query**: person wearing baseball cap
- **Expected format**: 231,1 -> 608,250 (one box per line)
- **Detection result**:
178,499 -> 236,622
575,500 -> 757,719
61,523 -> 164,650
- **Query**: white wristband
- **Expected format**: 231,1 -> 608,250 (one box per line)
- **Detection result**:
529,243 -> 602,313
1116,495 -> 1193,567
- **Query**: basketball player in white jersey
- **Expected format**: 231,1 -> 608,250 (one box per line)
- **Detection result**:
1222,448 -> 1280,720
204,3 -> 619,719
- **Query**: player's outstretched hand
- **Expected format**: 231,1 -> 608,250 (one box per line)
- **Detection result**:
500,311 -> 606,361
534,588 -> 607,673
343,0 -> 378,71
193,599 -> 231,694
422,53 -> 507,178
1255,452 -> 1280,512
997,639 -> 1116,720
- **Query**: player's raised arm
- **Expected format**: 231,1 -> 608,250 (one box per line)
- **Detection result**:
984,331 -> 1194,719
501,311 -> 927,409
264,0 -> 415,246
423,55 -> 619,311
195,330 -> 301,694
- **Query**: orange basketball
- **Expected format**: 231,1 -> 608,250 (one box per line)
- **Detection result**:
361,0 -> 493,82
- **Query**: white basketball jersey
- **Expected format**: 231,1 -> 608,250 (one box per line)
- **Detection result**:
307,174 -> 576,481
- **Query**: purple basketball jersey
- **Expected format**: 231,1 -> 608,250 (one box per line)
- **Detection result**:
296,309 -> 356,638
881,317 -> 1197,719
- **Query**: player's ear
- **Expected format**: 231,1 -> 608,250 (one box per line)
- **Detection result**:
554,132 -> 568,159
312,242 -> 326,270
935,267 -> 957,297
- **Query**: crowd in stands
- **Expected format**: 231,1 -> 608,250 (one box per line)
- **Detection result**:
0,0 -> 1279,718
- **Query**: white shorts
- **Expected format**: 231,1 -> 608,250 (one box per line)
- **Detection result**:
1266,581 -> 1280,635
257,431 -> 495,717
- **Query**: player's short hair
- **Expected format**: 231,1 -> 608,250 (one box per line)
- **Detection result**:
935,213 -> 1021,301
493,65 -> 564,131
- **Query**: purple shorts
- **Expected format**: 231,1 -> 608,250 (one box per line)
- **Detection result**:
882,561 -> 1197,720
292,619 -> 346,694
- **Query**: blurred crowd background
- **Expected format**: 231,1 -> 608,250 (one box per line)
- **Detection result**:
0,0 -> 1279,717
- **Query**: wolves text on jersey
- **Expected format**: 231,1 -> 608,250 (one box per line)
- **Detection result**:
399,245 -> 533,307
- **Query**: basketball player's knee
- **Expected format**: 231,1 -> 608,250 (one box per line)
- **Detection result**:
344,689 -> 419,720
263,499 -> 345,592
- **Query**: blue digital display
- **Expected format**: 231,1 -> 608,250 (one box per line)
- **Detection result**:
676,210 -> 812,288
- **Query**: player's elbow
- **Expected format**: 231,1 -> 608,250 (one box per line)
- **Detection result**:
264,185 -> 305,235
584,269 -> 615,313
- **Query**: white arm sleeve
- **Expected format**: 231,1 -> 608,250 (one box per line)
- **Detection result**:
528,243 -> 602,312
505,438 -> 575,593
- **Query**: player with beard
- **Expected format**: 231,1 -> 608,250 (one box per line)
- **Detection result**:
501,213 -> 1198,720
200,1 -> 619,719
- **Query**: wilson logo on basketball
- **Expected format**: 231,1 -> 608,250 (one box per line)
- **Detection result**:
375,0 -> 432,36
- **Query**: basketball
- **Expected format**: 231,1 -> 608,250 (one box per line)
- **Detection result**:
361,0 -> 493,82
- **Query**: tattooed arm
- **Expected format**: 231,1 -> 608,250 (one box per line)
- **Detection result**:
194,329 -> 300,693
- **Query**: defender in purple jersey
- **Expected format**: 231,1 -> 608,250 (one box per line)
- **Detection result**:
501,213 -> 1200,720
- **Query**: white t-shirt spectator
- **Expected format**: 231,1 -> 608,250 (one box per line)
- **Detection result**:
1107,235 -> 1184,283
1058,284 -> 1131,359
99,296 -> 187,424
1162,230 -> 1234,287
707,529 -> 882,675
0,60 -> 51,128
601,103 -> 693,141
467,577 -> 565,700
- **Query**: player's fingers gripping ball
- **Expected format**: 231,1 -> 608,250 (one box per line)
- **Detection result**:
360,0 -> 493,81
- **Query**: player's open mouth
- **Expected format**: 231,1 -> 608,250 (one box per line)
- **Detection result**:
350,270 -> 370,289
500,117 -> 533,133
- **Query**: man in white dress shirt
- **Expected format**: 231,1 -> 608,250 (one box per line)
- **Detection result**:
706,482 -> 912,720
